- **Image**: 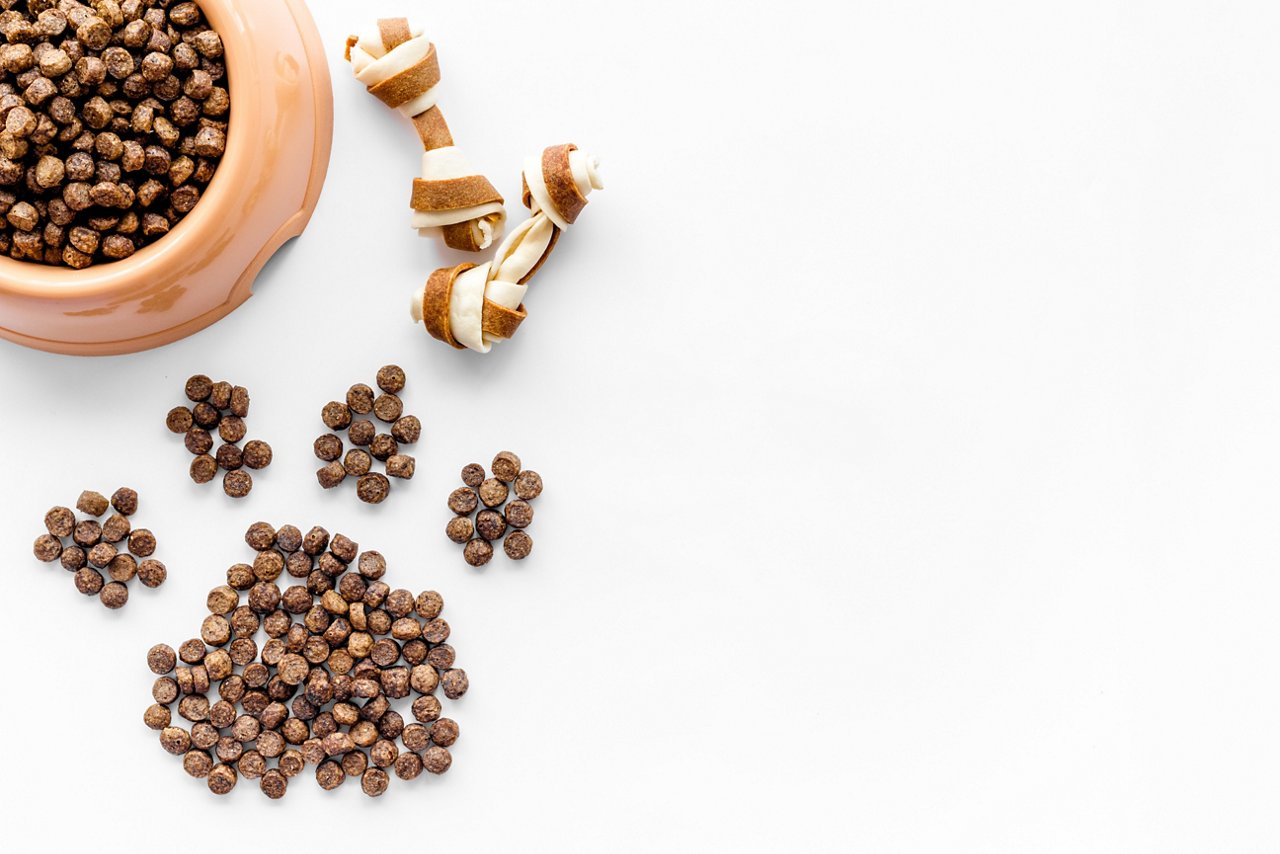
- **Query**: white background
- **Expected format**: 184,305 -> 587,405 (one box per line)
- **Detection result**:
2,0 -> 1278,850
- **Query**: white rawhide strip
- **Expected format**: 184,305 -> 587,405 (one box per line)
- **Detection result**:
410,147 -> 604,353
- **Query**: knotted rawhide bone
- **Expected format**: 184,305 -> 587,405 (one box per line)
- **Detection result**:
345,19 -> 506,252
411,144 -> 604,353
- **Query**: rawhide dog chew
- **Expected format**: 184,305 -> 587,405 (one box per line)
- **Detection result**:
410,144 -> 603,353
345,19 -> 506,252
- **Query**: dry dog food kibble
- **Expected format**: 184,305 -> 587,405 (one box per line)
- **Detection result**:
0,0 -> 231,267
446,453 -> 541,567
169,375 -> 271,498
315,366 -> 419,504
31,486 -> 165,607
145,522 -> 467,798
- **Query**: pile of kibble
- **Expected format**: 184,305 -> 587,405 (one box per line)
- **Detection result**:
32,487 -> 165,607
447,452 -> 541,567
167,373 -> 272,498
0,0 -> 230,267
315,365 -> 420,505
144,522 -> 467,798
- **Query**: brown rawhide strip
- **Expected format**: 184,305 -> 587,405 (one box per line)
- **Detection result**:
368,44 -> 441,109
441,221 -> 491,253
412,176 -> 504,213
378,17 -> 413,51
481,300 -> 527,340
422,264 -> 472,349
412,107 -> 453,151
542,144 -> 589,225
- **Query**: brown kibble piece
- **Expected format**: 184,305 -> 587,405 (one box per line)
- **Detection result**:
423,746 -> 452,775
111,487 -> 138,516
390,415 -> 421,444
514,470 -> 543,500
370,433 -> 398,461
166,406 -> 193,433
230,386 -> 250,417
242,440 -> 272,470
463,539 -> 493,567
33,533 -> 62,562
128,528 -> 156,556
190,454 -> 217,484
74,567 -> 104,595
317,462 -> 346,490
387,455 -> 415,479
148,644 -> 176,674
77,490 -> 109,516
138,559 -> 167,588
321,401 -> 351,430
348,419 -> 375,446
346,383 -> 374,414
376,365 -> 406,394
361,767 -> 389,797
184,428 -> 213,455
356,473 -> 390,505
461,463 -> 485,487
313,433 -> 343,461
44,506 -> 75,538
372,393 -> 402,423
448,487 -> 478,515
504,530 -> 533,560
100,581 -> 129,609
475,510 -> 507,541
73,519 -> 102,547
108,553 -> 137,582
185,374 -> 213,402
445,517 -> 473,544
343,449 -> 372,477
491,451 -> 522,483
223,470 -> 252,498
207,764 -> 236,795
506,500 -> 534,529
477,478 -> 508,508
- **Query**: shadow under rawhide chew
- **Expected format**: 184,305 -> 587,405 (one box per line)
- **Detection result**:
345,17 -> 505,252
410,143 -> 604,353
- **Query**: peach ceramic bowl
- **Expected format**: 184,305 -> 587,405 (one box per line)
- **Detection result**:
0,0 -> 334,356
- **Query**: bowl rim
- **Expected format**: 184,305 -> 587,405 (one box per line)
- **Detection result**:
0,0 -> 254,299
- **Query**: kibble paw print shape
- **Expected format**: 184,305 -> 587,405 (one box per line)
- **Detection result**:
315,365 -> 421,505
145,523 -> 469,799
167,374 -> 273,499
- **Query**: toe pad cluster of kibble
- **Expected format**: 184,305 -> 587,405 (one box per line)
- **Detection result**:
0,0 -> 230,267
144,522 -> 467,798
32,487 -> 164,607
167,374 -> 272,498
447,452 -> 541,566
316,365 -> 420,505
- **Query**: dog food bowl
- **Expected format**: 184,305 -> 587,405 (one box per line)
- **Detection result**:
0,0 -> 334,356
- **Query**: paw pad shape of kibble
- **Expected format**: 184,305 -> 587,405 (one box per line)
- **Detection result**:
315,365 -> 420,505
32,487 -> 166,608
447,452 -> 541,567
167,374 -> 272,499
144,522 -> 467,799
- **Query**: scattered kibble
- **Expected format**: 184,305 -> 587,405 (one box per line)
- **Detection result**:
446,453 -> 540,567
32,486 -> 166,607
0,0 -> 231,268
169,375 -> 272,498
315,366 -> 419,504
145,522 -> 466,798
